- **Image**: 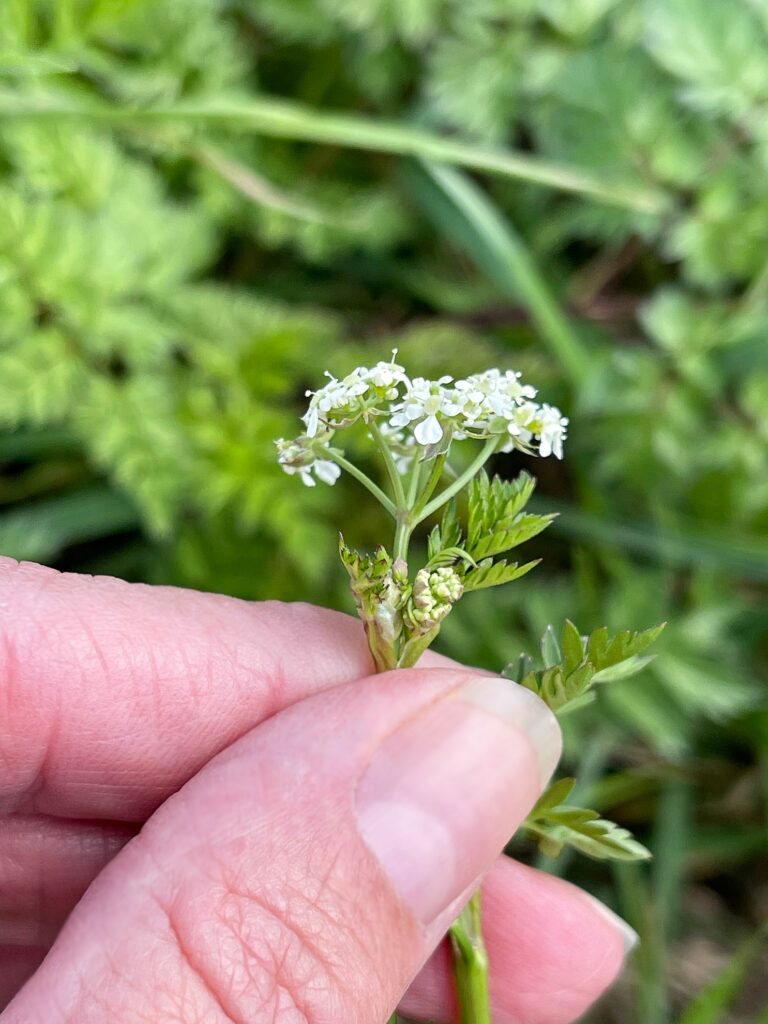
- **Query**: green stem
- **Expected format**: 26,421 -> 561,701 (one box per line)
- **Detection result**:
393,517 -> 411,564
0,93 -> 668,214
450,891 -> 493,1024
317,446 -> 397,517
406,457 -> 423,507
412,452 -> 448,519
417,438 -> 499,525
391,458 -> 424,565
369,418 -> 406,509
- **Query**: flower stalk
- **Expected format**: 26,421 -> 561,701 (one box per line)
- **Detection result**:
450,892 -> 493,1024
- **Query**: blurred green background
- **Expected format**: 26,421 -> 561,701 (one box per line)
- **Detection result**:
1,1 -> 767,1020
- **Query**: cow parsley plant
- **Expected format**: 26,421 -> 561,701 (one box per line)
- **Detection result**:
277,354 -> 660,1024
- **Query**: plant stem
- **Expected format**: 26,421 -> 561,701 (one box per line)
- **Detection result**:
393,517 -> 411,564
450,891 -> 493,1024
417,438 -> 499,524
369,418 -> 407,509
317,446 -> 397,517
406,457 -> 423,507
412,452 -> 447,519
0,93 -> 668,213
391,459 -> 424,566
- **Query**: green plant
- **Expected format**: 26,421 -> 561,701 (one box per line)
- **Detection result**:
277,353 -> 659,1022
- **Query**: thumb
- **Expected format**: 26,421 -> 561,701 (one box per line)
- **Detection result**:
3,667 -> 561,1024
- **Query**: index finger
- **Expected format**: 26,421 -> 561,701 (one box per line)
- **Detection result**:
0,558 -> 375,820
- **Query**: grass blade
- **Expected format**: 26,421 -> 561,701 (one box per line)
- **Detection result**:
0,90 -> 669,214
403,160 -> 590,384
0,484 -> 139,562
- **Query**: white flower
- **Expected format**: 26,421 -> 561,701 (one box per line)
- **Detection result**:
535,404 -> 568,460
359,350 -> 409,391
389,376 -> 453,447
454,369 -> 537,424
303,370 -> 370,437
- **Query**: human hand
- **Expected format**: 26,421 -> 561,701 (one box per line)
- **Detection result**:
0,559 -> 635,1023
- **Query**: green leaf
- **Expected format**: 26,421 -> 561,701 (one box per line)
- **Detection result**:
527,811 -> 651,862
518,621 -> 665,712
501,652 -> 536,685
530,777 -> 577,816
540,624 -> 562,668
589,624 -> 667,672
521,664 -> 581,711
592,654 -> 657,683
469,512 -> 556,560
462,558 -> 540,592
466,471 -> 542,553
561,619 -> 585,672
645,0 -> 768,118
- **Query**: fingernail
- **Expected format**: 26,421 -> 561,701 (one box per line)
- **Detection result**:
581,892 -> 639,954
459,677 -> 561,786
355,676 -> 561,926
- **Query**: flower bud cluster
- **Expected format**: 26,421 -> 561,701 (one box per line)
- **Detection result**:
407,566 -> 464,631
276,354 -> 567,485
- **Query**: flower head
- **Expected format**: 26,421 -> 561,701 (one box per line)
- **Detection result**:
277,357 -> 568,489
302,350 -> 408,438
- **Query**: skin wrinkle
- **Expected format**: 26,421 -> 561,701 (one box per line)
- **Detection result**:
0,639 -> 53,817
159,901 -> 240,1024
212,892 -> 316,1024
168,884 -> 319,1024
220,882 -> 348,998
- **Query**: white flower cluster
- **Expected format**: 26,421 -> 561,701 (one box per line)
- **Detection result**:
276,354 -> 568,485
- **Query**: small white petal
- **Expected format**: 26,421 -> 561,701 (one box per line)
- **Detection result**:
314,459 -> 341,485
304,408 -> 320,437
389,411 -> 410,428
414,415 -> 443,446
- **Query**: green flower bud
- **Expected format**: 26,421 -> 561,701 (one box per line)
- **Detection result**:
408,566 -> 463,632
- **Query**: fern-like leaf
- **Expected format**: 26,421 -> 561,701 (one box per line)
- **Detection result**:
463,558 -> 540,592
526,778 -> 651,862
